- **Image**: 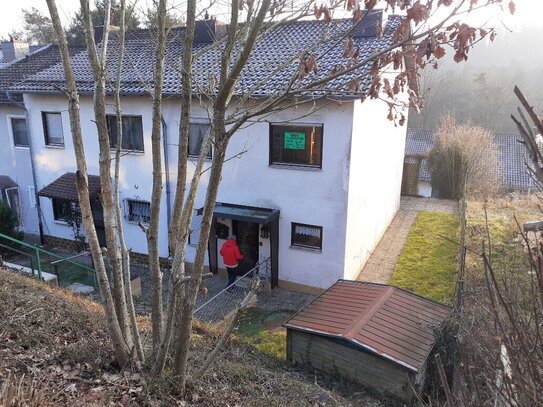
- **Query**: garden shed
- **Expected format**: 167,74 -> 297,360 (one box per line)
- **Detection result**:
283,280 -> 451,401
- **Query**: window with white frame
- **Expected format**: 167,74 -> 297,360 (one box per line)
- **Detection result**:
42,112 -> 64,146
291,222 -> 322,250
188,123 -> 212,159
106,115 -> 144,152
10,117 -> 28,147
126,199 -> 151,223
188,208 -> 203,245
1,187 -> 21,223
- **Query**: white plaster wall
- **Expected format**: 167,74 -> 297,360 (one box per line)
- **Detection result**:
23,94 -> 170,256
0,104 -> 40,236
162,99 -> 352,289
418,181 -> 432,197
343,98 -> 407,280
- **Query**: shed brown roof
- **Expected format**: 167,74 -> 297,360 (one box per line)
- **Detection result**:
38,172 -> 101,201
283,280 -> 451,372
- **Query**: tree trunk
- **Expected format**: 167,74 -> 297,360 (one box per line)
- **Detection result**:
45,0 -> 131,366
147,0 -> 168,352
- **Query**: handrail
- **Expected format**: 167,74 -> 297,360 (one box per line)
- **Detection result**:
51,251 -> 91,265
0,232 -> 95,275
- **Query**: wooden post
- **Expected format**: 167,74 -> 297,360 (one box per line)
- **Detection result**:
435,353 -> 454,407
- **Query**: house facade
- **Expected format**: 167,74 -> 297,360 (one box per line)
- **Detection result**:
9,12 -> 409,293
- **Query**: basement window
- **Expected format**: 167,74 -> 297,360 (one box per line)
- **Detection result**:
125,199 -> 151,223
291,222 -> 322,251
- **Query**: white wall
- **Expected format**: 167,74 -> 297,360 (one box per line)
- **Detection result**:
162,99 -> 353,289
343,98 -> 407,280
23,94 -> 170,256
0,104 -> 40,236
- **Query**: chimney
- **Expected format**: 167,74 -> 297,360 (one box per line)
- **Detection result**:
94,26 -> 105,44
194,16 -> 226,43
1,38 -> 30,62
351,9 -> 385,38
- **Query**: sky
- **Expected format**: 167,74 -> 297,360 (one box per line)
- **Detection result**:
0,0 -> 539,38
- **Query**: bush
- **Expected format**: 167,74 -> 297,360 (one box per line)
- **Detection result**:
0,201 -> 24,257
428,115 -> 500,199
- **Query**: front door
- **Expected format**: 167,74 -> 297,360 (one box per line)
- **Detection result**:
232,220 -> 259,275
90,200 -> 107,247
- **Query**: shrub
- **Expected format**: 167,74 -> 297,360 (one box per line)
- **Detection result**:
428,115 -> 500,199
0,200 -> 24,256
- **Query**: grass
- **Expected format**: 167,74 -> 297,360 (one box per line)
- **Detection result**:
236,308 -> 292,360
389,211 -> 459,305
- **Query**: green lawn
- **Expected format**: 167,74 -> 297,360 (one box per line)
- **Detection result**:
389,211 -> 459,305
236,308 -> 292,360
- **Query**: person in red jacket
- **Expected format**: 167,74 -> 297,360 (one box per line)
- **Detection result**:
220,235 -> 244,288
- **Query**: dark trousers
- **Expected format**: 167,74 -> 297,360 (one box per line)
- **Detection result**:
226,266 -> 238,287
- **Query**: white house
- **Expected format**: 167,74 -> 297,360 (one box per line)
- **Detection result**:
0,43 -> 83,239
11,12 -> 409,293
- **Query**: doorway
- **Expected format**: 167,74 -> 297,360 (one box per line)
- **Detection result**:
232,220 -> 259,275
90,200 -> 107,247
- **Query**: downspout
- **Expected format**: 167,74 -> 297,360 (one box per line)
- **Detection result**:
161,116 -> 172,235
7,91 -> 44,245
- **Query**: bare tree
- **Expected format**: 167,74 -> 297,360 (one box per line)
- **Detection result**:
428,115 -> 501,199
45,0 -> 513,395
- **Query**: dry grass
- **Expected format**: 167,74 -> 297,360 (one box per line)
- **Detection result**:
0,269 -> 396,406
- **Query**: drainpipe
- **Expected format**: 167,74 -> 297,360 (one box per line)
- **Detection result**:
161,116 -> 172,230
7,91 -> 44,245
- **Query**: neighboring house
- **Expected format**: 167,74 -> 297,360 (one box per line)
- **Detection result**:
402,129 -> 534,198
0,44 -> 83,238
10,12 -> 410,293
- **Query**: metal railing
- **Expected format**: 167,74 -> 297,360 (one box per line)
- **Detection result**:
0,232 -> 97,289
193,257 -> 271,324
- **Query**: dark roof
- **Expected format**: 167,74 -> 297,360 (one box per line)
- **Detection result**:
284,280 -> 451,372
405,129 -> 535,190
13,14 -> 402,99
493,133 -> 534,191
38,172 -> 101,201
0,175 -> 18,189
0,44 -> 85,104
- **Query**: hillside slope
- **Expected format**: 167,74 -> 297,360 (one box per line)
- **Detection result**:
0,269 -> 393,406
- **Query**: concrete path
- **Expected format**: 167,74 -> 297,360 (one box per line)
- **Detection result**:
356,197 -> 457,284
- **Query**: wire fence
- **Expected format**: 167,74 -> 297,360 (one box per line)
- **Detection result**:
193,257 -> 271,324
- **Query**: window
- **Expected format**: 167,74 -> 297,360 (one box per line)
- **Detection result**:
42,112 -> 64,146
10,117 -> 28,147
291,222 -> 322,250
126,199 -> 151,223
188,208 -> 203,245
270,124 -> 323,167
3,187 -> 21,223
188,123 -> 211,159
52,198 -> 79,222
107,115 -> 144,152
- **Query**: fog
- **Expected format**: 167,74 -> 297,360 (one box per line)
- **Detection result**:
409,25 -> 543,133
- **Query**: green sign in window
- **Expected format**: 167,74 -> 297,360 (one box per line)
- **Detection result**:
284,132 -> 306,150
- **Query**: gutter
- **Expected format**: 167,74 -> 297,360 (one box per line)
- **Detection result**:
6,91 -> 45,245
161,116 -> 172,235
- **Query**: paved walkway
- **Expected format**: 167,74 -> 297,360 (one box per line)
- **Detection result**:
356,197 -> 457,284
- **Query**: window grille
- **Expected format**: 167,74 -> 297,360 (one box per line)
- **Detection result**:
126,199 -> 151,223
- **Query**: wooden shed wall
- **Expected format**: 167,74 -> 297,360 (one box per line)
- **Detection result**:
287,329 -> 415,401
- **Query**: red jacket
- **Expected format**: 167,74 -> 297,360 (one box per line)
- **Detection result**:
220,240 -> 244,267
